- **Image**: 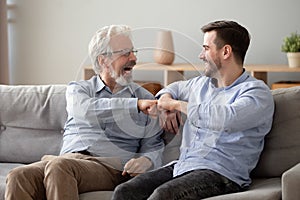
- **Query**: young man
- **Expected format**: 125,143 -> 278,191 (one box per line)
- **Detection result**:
112,20 -> 275,199
5,25 -> 164,200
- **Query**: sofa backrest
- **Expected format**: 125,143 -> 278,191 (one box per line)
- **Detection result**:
0,85 -> 67,164
252,86 -> 300,178
1,84 -> 299,177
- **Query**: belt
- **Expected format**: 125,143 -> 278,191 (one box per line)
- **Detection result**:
73,150 -> 91,156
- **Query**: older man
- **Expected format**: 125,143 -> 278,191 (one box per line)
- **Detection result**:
5,25 -> 164,200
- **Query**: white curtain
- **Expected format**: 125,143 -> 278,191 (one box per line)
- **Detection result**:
0,0 -> 9,84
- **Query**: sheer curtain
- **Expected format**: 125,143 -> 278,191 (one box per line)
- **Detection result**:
0,0 -> 9,84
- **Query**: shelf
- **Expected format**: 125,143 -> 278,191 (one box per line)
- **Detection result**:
271,81 -> 300,89
83,63 -> 300,87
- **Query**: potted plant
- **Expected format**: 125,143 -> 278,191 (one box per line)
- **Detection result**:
281,32 -> 300,68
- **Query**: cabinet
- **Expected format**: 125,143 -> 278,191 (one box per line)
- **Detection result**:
83,63 -> 300,88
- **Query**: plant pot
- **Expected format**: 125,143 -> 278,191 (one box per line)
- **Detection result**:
153,30 -> 175,65
287,52 -> 300,68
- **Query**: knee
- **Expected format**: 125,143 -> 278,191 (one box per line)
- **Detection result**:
44,157 -> 71,176
6,166 -> 37,186
112,183 -> 134,200
6,167 -> 23,184
113,183 -> 130,199
150,186 -> 174,200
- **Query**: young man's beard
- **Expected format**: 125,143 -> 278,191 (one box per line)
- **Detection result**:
204,58 -> 221,78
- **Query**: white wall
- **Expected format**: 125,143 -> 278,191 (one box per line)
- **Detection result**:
7,0 -> 300,86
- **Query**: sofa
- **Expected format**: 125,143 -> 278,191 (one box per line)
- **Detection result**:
0,84 -> 300,200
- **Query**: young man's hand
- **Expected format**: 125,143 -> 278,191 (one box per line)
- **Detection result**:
159,110 -> 182,134
156,93 -> 186,134
157,93 -> 187,114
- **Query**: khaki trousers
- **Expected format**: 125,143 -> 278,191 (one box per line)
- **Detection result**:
5,153 -> 129,200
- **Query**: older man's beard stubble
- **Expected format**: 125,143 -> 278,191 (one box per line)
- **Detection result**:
110,61 -> 136,86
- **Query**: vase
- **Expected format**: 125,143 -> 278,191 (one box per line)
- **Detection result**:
153,30 -> 175,65
287,52 -> 300,68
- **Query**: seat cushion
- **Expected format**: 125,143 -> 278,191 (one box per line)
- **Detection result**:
0,163 -> 25,200
78,178 -> 281,200
79,191 -> 113,200
204,178 -> 281,200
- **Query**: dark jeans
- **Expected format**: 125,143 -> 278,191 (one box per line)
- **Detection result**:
112,164 -> 242,200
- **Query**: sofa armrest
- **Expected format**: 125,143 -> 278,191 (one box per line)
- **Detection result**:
282,163 -> 300,200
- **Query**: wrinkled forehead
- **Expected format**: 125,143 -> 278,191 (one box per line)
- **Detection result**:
109,34 -> 133,51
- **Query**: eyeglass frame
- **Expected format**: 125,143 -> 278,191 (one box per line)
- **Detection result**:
101,48 -> 138,57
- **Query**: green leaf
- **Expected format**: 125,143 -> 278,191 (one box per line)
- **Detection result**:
281,32 -> 300,52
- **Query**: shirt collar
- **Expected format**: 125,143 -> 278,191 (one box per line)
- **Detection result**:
226,68 -> 249,89
95,75 -> 106,93
209,68 -> 249,90
95,75 -> 135,96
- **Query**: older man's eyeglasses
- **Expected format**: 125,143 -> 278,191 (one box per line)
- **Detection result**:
101,48 -> 138,57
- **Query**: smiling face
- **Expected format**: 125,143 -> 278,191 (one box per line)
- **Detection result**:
104,34 -> 137,86
199,31 -> 222,78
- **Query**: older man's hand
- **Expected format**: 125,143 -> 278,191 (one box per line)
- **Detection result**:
137,99 -> 158,117
122,156 -> 152,177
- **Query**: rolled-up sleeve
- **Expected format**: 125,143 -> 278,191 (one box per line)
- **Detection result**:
66,82 -> 139,125
187,83 -> 274,133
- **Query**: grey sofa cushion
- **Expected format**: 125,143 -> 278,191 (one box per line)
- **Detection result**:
0,85 -> 67,163
79,191 -> 113,200
78,178 -> 281,200
204,178 -> 281,200
252,86 -> 300,177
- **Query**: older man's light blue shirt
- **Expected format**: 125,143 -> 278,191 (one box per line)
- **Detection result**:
156,70 -> 274,187
60,76 -> 164,169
